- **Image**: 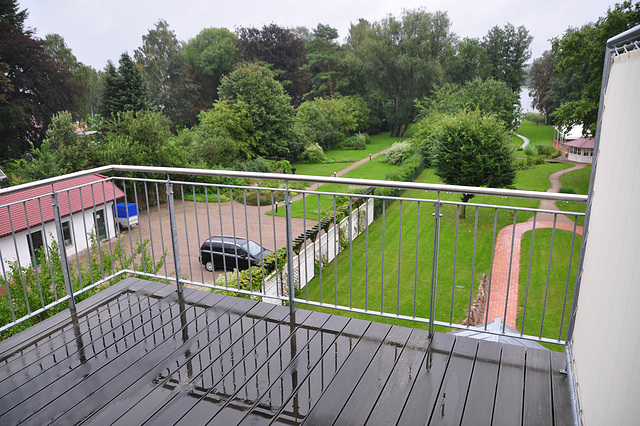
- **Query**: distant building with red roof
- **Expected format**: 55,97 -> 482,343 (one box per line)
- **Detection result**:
0,174 -> 125,269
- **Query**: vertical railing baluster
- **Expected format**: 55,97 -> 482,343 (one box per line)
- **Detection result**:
484,208 -> 499,330
413,202 -> 421,318
52,190 -> 76,311
559,218 -> 579,341
540,214 -> 558,338
166,177 -> 183,294
349,196 -> 353,310
284,182 -> 295,315
333,195 -> 338,307
466,207 -> 479,329
364,197 -> 370,312
396,200 -> 403,316
502,211 -> 518,334
144,182 -> 157,274
155,182 -> 168,278
450,205 -> 460,325
429,194 -> 442,337
380,200 -> 386,314
521,212 -> 538,336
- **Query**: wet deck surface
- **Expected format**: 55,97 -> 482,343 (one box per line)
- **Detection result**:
0,278 -> 572,425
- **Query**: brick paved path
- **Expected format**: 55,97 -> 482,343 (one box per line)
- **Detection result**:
485,162 -> 587,328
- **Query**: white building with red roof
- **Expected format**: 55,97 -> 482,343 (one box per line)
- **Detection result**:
565,137 -> 595,163
0,174 -> 125,270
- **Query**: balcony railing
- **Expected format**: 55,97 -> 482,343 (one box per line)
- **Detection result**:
0,165 -> 587,345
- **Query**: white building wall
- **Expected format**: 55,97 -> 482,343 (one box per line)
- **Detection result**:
0,201 -> 117,272
571,48 -> 640,425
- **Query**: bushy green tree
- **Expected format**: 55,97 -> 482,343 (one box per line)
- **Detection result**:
236,24 -> 309,105
294,96 -> 370,150
218,63 -> 297,158
416,78 -> 521,131
549,1 -> 640,135
100,110 -> 182,167
430,109 -> 516,218
135,20 -> 197,127
5,111 -> 97,183
345,8 -> 456,137
305,24 -> 343,100
528,50 -> 557,124
182,27 -> 238,108
482,23 -> 533,93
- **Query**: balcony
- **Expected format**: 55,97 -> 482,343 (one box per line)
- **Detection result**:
0,165 -> 584,424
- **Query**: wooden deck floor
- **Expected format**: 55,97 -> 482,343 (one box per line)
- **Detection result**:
0,278 -> 573,425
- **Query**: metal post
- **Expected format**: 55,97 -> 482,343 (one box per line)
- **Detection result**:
166,178 -> 183,294
429,197 -> 442,337
51,191 -> 76,311
284,184 -> 295,315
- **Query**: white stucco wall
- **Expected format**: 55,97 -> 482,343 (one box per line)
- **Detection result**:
0,201 -> 117,272
571,48 -> 640,425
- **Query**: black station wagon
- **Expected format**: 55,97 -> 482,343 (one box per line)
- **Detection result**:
199,236 -> 272,272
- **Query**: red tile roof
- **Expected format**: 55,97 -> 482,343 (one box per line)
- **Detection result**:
0,174 -> 125,238
564,138 -> 595,149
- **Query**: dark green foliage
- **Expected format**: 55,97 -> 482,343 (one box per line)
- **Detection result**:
182,27 -> 238,108
6,111 -> 97,183
416,78 -> 521,132
236,24 -> 309,105
340,133 -> 368,150
135,20 -> 198,128
482,23 -> 533,93
99,53 -> 151,118
549,1 -> 640,135
305,24 -> 343,100
431,109 -> 516,215
0,1 -> 80,162
100,110 -> 182,167
218,63 -> 297,159
345,8 -> 456,137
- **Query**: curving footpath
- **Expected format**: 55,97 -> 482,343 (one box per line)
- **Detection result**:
485,163 -> 586,328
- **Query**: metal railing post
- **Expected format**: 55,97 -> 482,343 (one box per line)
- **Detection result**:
166,178 -> 183,294
284,183 -> 295,315
429,197 -> 442,337
51,190 -> 76,311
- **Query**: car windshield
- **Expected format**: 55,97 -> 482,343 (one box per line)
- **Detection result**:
242,240 -> 263,257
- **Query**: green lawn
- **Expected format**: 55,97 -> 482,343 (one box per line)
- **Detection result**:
517,228 -> 581,348
296,163 -> 570,338
509,134 -> 525,150
516,119 -> 556,146
516,163 -> 573,191
556,165 -> 592,226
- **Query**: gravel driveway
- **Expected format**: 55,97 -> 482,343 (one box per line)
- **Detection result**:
120,198 -> 306,284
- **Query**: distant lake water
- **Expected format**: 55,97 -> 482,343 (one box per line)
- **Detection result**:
520,86 -> 539,113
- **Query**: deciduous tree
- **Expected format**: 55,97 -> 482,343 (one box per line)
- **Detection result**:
0,1 -> 80,161
134,20 -> 197,127
528,50 -> 557,124
345,8 -> 456,137
182,27 -> 238,109
482,23 -> 533,93
236,24 -> 310,105
431,109 -> 515,218
217,63 -> 297,159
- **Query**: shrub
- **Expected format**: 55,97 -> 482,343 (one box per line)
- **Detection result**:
559,187 -> 576,194
385,141 -> 416,165
524,146 -> 537,156
536,144 -> 560,159
298,143 -> 327,163
244,157 -> 273,173
525,112 -> 546,125
340,133 -> 368,150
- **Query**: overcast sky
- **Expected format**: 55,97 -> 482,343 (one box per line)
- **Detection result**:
18,0 -> 614,71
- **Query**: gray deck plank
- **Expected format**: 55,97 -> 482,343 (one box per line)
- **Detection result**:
460,340 -> 503,426
524,348 -> 553,426
492,344 -> 526,425
396,333 -> 456,426
0,279 -> 573,426
300,321 -> 392,426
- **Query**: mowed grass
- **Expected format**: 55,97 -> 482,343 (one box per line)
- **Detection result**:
556,165 -> 591,226
517,229 -> 581,349
296,165 -> 569,334
516,119 -> 556,146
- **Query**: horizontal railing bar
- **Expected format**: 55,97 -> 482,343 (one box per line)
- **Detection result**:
0,165 -> 588,203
